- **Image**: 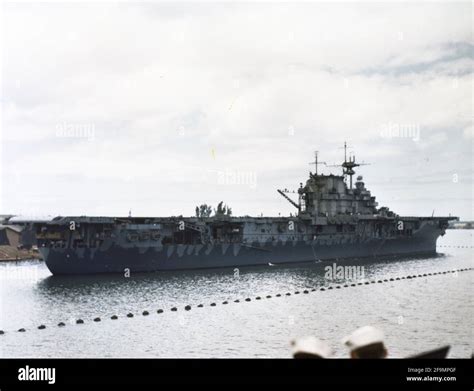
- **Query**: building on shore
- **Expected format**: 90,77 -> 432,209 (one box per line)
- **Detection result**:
0,222 -> 42,261
0,224 -> 22,247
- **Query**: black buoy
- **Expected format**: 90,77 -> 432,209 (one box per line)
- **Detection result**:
357,282 -> 363,285
364,282 -> 370,285
58,322 -> 66,327
343,285 -> 348,288
197,304 -> 204,307
303,290 -> 309,294
256,296 -> 261,300
266,295 -> 272,298
378,280 -> 382,283
351,283 -> 356,287
294,291 -> 300,294
222,301 -> 228,305
320,288 -> 325,291
38,325 -> 46,330
383,279 -> 388,282
185,305 -> 192,311
276,294 -> 281,297
0,330 -> 4,335
407,276 -> 412,279
336,286 -> 341,289
157,309 -> 163,314
245,298 -> 251,302
234,300 -> 240,303
18,328 -> 26,332
328,286 -> 333,290
210,303 -> 216,306
170,307 -> 177,312
93,317 -> 101,322
286,292 -> 291,296
396,277 -> 400,280
76,319 -> 84,324
370,281 -> 376,284
127,313 -> 134,317
389,278 -> 394,281
142,311 -> 149,316
111,315 -> 118,319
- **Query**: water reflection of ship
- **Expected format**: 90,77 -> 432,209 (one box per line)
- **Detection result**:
35,252 -> 444,297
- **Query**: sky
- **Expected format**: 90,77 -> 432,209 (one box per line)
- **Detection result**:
0,1 -> 472,220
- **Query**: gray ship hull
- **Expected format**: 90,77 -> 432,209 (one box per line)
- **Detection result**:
16,147 -> 456,276
41,225 -> 440,275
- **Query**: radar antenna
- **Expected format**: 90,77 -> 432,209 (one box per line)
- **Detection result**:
341,142 -> 370,189
326,142 -> 370,189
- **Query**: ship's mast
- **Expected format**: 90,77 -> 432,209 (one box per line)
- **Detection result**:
309,151 -> 326,176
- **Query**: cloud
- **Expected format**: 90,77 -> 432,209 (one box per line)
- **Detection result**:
1,2 -> 473,219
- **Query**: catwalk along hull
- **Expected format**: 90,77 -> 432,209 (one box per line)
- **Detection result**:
41,223 -> 441,275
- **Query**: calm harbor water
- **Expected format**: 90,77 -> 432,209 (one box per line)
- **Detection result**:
0,230 -> 472,358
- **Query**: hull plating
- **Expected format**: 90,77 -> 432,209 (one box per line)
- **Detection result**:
42,229 -> 440,275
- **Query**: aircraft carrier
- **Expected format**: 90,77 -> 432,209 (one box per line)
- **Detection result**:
16,144 -> 456,275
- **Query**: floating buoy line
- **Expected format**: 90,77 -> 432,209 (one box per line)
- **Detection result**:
0,267 -> 472,335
